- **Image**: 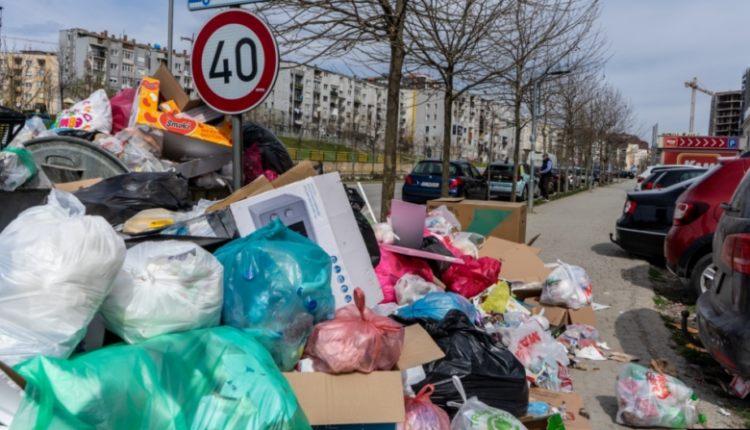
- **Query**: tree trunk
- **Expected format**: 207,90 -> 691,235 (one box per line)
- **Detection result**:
510,87 -> 523,202
379,31 -> 407,222
441,79 -> 454,197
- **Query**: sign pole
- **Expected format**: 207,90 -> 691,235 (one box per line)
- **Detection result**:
233,114 -> 242,190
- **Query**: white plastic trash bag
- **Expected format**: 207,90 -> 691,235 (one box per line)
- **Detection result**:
0,189 -> 125,365
508,321 -> 569,369
449,376 -> 528,430
100,241 -> 224,344
541,261 -> 593,309
395,274 -> 444,306
52,89 -> 113,134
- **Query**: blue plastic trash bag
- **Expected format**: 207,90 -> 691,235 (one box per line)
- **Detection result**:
214,218 -> 334,371
10,326 -> 311,430
396,292 -> 478,322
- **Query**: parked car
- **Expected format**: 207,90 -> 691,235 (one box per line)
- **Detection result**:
549,168 -> 562,193
483,162 -> 540,201
610,179 -> 697,261
697,168 -> 750,377
402,159 -> 488,204
567,168 -> 582,190
636,165 -> 701,190
639,167 -> 707,191
665,155 -> 750,294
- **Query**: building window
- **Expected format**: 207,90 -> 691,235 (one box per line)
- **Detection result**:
25,93 -> 32,100
434,114 -> 437,120
138,56 -> 145,64
109,77 -> 118,84
123,64 -> 133,73
426,114 -> 429,121
324,72 -> 329,77
323,84 -> 328,90
25,60 -> 32,67
123,50 -> 134,60
37,82 -> 44,88
110,63 -> 118,70
323,96 -> 328,102
176,63 -> 182,71
38,93 -> 44,99
305,103 -> 310,110
24,83 -> 32,89
425,126 -> 429,134
111,50 -> 119,57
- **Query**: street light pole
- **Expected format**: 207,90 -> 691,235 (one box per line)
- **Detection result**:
167,0 -> 174,70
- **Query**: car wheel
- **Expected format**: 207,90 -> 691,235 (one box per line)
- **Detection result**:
518,186 -> 527,202
689,253 -> 716,295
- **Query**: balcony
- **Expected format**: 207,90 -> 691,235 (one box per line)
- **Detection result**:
89,49 -> 107,58
295,83 -> 304,90
330,90 -> 339,98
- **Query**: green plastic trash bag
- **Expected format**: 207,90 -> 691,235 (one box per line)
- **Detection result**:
214,219 -> 334,371
11,326 -> 311,430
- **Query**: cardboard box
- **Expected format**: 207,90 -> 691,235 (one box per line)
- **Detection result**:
159,100 -> 181,115
523,297 -> 597,327
427,198 -> 527,243
152,63 -> 204,112
527,388 -> 592,430
53,178 -> 102,193
230,170 -> 383,308
479,237 -> 552,284
284,324 -> 444,427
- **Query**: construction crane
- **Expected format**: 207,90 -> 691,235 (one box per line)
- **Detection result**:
684,77 -> 713,133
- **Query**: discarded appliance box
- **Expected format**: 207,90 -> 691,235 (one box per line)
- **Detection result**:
0,361 -> 26,427
527,388 -> 592,430
524,297 -> 597,327
284,324 -> 444,427
427,198 -> 527,243
230,169 -> 383,308
479,237 -> 552,284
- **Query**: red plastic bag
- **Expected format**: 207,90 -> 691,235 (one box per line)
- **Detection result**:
398,385 -> 451,430
110,89 -> 135,134
303,288 -> 405,374
441,255 -> 501,298
242,143 -> 264,185
376,246 -> 434,303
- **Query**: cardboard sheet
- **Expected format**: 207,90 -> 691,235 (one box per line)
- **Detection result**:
528,388 -> 593,430
479,237 -> 552,284
524,296 -> 597,327
427,198 -> 527,243
53,178 -> 102,192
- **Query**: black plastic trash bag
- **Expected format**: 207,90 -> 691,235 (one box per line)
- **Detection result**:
421,236 -> 454,277
73,172 -> 191,225
241,122 -> 294,176
394,310 -> 529,419
343,185 -> 380,268
55,129 -> 99,142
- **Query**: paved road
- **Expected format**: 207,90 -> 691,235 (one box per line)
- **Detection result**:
526,181 -> 738,429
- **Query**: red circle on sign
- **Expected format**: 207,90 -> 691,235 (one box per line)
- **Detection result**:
192,9 -> 279,114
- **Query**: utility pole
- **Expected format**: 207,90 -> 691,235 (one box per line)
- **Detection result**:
167,0 -> 174,70
650,123 -> 658,166
684,77 -> 713,133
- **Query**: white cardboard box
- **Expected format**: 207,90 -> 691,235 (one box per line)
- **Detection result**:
230,172 -> 383,308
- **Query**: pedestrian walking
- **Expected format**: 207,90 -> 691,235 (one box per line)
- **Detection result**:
539,153 -> 553,202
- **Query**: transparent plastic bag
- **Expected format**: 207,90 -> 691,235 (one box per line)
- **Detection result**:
374,222 -> 398,244
529,357 -> 574,392
303,288 -> 405,373
0,190 -> 126,365
11,326 -> 310,430
426,205 -> 461,235
541,261 -> 593,309
508,321 -> 569,369
615,364 -> 697,428
100,241 -> 224,343
397,292 -> 478,322
396,274 -> 444,306
0,148 -> 37,191
398,384 -> 451,430
449,376 -> 528,430
9,117 -> 47,146
123,208 -> 186,234
96,136 -> 125,157
122,140 -> 166,173
214,219 -> 335,371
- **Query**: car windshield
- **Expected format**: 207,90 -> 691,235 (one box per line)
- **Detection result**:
412,161 -> 458,176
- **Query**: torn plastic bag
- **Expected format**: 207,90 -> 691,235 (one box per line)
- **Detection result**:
441,255 -> 502,299
395,274 -> 444,306
0,147 -> 37,191
421,236 -> 455,277
400,310 -> 529,419
449,376 -> 528,430
398,384 -> 451,430
73,172 -> 191,226
376,246 -> 434,303
303,288 -> 404,373
214,219 -> 334,371
99,240 -> 224,343
616,363 -> 697,428
241,122 -> 294,175
0,189 -> 125,366
11,326 -> 310,430
396,292 -> 477,322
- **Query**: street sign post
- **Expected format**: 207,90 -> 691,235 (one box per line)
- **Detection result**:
191,8 -> 279,191
188,0 -> 271,11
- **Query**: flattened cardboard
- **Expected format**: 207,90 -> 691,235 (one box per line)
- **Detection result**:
521,414 -> 566,430
54,178 -> 102,192
479,237 -> 552,284
284,324 -> 444,426
524,297 -> 597,327
427,198 -> 527,243
529,388 -> 592,430
153,63 -> 203,112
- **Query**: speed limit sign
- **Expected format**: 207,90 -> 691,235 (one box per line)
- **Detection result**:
191,9 -> 279,114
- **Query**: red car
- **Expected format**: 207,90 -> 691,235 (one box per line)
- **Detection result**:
665,153 -> 750,294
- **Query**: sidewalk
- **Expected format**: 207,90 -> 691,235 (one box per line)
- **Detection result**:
526,181 -> 741,429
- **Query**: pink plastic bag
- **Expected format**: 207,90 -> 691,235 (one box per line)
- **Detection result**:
303,288 -> 405,374
398,385 -> 451,430
376,246 -> 434,303
441,255 -> 501,298
110,89 -> 135,134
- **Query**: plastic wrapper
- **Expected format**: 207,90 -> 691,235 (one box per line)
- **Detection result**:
122,141 -> 166,172
0,190 -> 126,365
529,357 -> 574,392
52,89 -> 113,134
11,326 -> 310,429
96,136 -> 125,157
374,222 -> 398,244
541,261 -> 593,309
303,288 -> 405,373
122,208 -> 186,233
100,241 -> 224,343
73,172 -> 191,226
376,246 -> 434,304
396,274 -> 444,306
9,117 -> 47,145
425,205 -> 461,235
0,147 -> 37,191
109,88 -> 135,134
449,376 -> 528,430
115,125 -> 164,157
397,292 -> 478,322
398,384 -> 451,430
397,311 -> 529,419
615,363 -> 697,428
563,324 -> 599,343
241,122 -> 294,175
479,281 -> 510,314
442,255 -> 502,299
214,219 -> 334,371
509,321 -> 569,369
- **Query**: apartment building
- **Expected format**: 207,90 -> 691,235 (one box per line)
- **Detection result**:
708,90 -> 742,137
0,50 -> 60,113
58,29 -> 195,100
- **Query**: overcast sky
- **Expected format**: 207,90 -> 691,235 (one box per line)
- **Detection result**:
2,0 -> 748,140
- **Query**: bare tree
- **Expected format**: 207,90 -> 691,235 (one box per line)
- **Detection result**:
0,41 -> 59,112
